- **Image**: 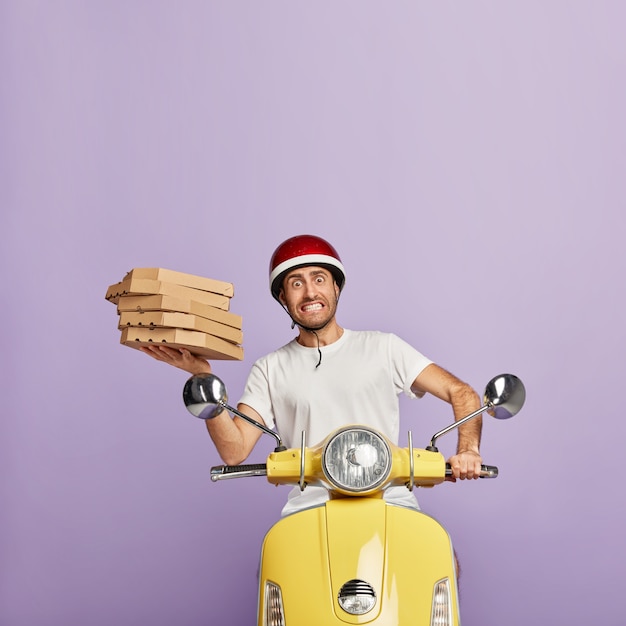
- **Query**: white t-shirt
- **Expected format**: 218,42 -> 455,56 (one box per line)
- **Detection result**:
239,329 -> 433,515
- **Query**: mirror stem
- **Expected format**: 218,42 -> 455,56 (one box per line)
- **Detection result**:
427,403 -> 491,451
219,400 -> 286,451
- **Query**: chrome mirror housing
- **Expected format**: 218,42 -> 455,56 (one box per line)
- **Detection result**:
183,373 -> 228,420
484,374 -> 526,420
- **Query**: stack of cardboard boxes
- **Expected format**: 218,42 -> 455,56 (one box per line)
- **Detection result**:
105,268 -> 243,360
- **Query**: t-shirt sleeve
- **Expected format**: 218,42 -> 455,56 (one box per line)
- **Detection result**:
388,333 -> 433,398
238,359 -> 276,430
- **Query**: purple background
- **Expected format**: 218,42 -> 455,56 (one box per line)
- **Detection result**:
2,3 -> 624,625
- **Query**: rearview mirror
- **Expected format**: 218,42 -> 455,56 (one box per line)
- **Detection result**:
484,374 -> 526,420
183,373 -> 228,420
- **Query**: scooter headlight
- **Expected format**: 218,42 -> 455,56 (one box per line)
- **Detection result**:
322,427 -> 391,493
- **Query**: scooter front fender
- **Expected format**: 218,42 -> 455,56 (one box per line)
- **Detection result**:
258,497 -> 459,625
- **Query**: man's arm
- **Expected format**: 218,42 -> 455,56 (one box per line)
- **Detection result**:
411,363 -> 483,480
203,403 -> 266,465
140,346 -> 264,465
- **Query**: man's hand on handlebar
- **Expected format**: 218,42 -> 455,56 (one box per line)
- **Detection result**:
140,345 -> 212,376
445,449 -> 483,482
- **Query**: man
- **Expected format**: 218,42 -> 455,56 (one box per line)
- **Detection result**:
141,234 -> 483,515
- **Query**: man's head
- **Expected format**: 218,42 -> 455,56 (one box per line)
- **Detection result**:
269,235 -> 346,332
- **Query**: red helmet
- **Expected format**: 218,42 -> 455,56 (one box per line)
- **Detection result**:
269,234 -> 346,301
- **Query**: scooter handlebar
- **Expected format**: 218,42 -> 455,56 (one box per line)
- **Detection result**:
445,464 -> 499,479
209,462 -> 498,483
210,463 -> 267,482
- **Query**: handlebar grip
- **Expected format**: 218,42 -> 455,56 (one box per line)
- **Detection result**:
479,464 -> 498,478
210,463 -> 267,482
445,463 -> 499,479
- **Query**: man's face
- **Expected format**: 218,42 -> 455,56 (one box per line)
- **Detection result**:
279,266 -> 340,330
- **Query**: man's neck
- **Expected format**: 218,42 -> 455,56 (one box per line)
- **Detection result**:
296,320 -> 344,347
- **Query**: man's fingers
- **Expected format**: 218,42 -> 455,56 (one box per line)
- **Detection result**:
447,452 -> 483,480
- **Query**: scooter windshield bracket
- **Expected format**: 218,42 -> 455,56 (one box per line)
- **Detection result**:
407,431 -> 414,492
299,430 -> 307,491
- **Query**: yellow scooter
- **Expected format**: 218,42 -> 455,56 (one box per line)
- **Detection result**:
183,373 -> 525,626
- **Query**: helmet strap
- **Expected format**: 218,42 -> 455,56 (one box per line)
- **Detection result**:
279,288 -> 341,369
281,304 -> 327,368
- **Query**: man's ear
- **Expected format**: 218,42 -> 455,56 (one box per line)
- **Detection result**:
278,289 -> 286,306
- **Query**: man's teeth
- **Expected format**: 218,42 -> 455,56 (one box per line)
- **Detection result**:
303,303 -> 322,312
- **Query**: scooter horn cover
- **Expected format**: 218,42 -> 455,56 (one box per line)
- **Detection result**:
269,234 -> 346,301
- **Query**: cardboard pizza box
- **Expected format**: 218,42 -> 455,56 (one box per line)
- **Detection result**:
116,294 -> 242,329
120,327 -> 244,361
105,277 -> 230,310
123,268 -> 234,297
118,310 -> 243,345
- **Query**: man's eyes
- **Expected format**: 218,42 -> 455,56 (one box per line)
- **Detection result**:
290,275 -> 326,288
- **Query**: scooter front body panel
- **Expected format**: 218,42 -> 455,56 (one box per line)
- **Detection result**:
257,497 -> 460,625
